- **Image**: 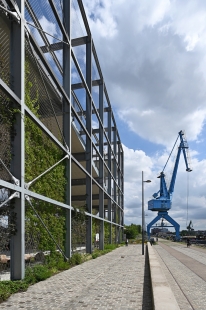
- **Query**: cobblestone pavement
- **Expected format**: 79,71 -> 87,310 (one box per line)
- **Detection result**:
0,245 -> 153,310
154,240 -> 206,310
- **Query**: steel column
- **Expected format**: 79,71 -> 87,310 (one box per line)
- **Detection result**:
121,149 -> 124,239
117,144 -> 121,241
99,81 -> 104,250
107,107 -> 112,243
63,0 -> 71,259
10,0 -> 25,280
85,37 -> 92,253
113,129 -> 118,242
142,171 -> 145,255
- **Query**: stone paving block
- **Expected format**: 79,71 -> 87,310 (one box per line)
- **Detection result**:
0,245 -> 153,309
154,240 -> 206,310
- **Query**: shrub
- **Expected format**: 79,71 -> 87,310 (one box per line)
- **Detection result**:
92,252 -> 99,259
104,244 -> 118,250
25,265 -> 53,284
69,253 -> 82,266
0,281 -> 28,303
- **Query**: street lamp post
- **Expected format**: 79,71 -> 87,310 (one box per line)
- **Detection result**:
142,171 -> 151,255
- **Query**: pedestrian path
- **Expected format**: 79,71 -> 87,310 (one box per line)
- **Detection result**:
0,245 -> 153,310
154,239 -> 206,310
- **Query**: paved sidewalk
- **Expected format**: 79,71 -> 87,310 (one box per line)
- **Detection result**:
154,240 -> 206,310
0,245 -> 152,310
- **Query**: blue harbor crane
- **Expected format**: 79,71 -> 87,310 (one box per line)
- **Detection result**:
147,130 -> 192,240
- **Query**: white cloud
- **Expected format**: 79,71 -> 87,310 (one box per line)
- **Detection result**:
83,0 -> 206,146
81,0 -> 206,231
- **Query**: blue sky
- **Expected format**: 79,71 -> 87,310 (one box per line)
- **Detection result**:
82,0 -> 206,232
27,0 -> 206,232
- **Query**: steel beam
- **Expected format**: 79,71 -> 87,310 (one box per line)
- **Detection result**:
71,79 -> 101,90
72,152 -> 86,161
40,37 -> 89,54
72,36 -> 88,47
0,77 -> 21,104
72,194 -> 100,201
71,178 -> 99,186
40,42 -> 63,53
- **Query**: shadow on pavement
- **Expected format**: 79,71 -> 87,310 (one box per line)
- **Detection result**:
142,245 -> 153,310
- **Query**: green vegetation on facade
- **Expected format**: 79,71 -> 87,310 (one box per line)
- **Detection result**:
24,60 -> 67,253
1,59 -> 120,255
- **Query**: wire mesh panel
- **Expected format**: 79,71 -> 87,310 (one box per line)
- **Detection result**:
0,10 -> 10,87
71,208 -> 87,253
111,224 -> 117,244
92,218 -> 101,249
0,92 -> 15,183
25,197 -> 67,264
25,0 -> 63,80
104,222 -> 116,245
24,115 -> 67,203
71,0 -> 87,39
0,14 -> 19,275
0,11 -> 14,184
0,193 -> 17,278
25,40 -> 64,144
0,92 -> 18,278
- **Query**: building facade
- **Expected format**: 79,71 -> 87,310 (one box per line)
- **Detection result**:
0,0 -> 124,280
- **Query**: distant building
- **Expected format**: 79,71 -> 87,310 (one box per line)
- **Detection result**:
151,227 -> 169,235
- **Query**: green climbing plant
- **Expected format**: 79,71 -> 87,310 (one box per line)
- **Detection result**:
71,206 -> 87,250
24,60 -> 67,252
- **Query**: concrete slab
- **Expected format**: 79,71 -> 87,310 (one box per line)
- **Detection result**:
154,239 -> 206,309
148,243 -> 180,310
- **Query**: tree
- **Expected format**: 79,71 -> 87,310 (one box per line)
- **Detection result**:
124,224 -> 141,239
180,230 -> 188,236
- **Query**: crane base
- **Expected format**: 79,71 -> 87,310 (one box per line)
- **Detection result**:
147,211 -> 180,241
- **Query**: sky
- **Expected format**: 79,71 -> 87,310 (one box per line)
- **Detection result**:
81,0 -> 206,232
24,0 -> 206,233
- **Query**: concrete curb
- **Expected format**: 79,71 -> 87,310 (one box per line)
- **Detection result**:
147,242 -> 180,310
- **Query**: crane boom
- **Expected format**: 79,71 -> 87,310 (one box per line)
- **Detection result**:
168,130 -> 192,195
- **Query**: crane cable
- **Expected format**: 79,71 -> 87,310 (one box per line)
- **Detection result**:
186,172 -> 189,228
162,135 -> 179,172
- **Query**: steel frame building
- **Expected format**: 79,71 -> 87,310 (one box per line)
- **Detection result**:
0,0 -> 124,280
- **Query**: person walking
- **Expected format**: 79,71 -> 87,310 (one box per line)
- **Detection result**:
187,238 -> 191,248
125,239 -> 128,246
